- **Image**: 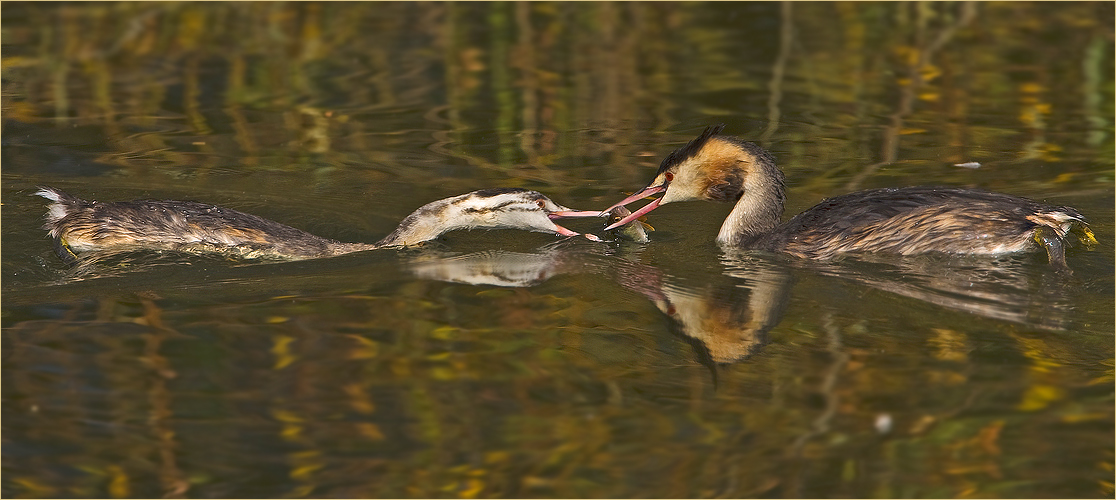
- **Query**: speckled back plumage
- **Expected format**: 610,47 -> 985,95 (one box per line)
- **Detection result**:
609,125 -> 1097,269
35,186 -> 593,263
749,186 -> 1091,260
37,187 -> 365,261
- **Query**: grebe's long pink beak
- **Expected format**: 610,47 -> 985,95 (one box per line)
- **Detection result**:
599,185 -> 666,216
604,196 -> 663,231
551,224 -> 602,241
600,184 -> 667,231
548,209 -> 606,242
548,210 -> 602,219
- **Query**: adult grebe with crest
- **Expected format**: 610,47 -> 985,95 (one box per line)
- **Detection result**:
37,187 -> 601,263
604,125 -> 1096,270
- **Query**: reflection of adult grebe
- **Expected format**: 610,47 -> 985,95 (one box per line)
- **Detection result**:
606,125 -> 1097,269
37,187 -> 600,262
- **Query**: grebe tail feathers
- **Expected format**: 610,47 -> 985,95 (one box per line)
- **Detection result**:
603,127 -> 1095,269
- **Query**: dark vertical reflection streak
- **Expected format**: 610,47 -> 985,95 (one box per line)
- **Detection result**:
138,295 -> 189,498
761,1 -> 794,146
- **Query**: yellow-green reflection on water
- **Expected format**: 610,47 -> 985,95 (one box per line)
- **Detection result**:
2,2 -> 1113,498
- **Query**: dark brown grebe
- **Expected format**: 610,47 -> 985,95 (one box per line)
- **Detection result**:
37,187 -> 600,262
605,125 -> 1097,269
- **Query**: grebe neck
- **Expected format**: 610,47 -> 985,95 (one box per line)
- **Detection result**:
373,208 -> 448,248
602,129 -> 788,246
715,143 -> 786,247
36,187 -> 598,262
371,188 -> 597,248
605,125 -> 1095,269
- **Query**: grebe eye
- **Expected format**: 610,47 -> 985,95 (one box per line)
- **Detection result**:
664,172 -> 674,183
536,199 -> 546,209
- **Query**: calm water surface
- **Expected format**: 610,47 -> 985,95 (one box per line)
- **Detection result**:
2,2 -> 1113,498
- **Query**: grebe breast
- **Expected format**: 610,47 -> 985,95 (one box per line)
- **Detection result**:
602,125 -> 1096,269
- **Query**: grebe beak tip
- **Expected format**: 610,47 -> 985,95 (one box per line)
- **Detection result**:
602,184 -> 666,216
553,224 -> 603,242
604,196 -> 663,230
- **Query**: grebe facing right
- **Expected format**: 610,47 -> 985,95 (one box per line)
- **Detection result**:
38,187 -> 600,263
605,125 -> 1097,269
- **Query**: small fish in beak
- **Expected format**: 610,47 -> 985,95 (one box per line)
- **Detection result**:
604,206 -> 652,243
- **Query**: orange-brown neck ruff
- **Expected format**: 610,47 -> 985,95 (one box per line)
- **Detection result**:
609,126 -> 1094,268
678,136 -> 785,246
604,127 -> 786,237
655,124 -> 727,177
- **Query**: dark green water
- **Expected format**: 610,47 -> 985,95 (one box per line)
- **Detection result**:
2,2 -> 1113,498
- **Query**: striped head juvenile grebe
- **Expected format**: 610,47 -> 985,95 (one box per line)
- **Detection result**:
37,187 -> 600,263
604,125 -> 1097,270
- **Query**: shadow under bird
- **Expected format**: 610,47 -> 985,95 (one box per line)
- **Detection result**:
605,125 -> 1097,270
36,186 -> 601,263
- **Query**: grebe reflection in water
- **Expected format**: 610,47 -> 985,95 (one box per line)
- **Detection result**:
37,187 -> 600,263
405,240 -> 792,364
605,125 -> 1097,270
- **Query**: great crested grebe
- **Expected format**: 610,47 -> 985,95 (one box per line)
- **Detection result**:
605,125 -> 1097,269
37,186 -> 600,262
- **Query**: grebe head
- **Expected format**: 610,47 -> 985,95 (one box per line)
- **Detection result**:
377,188 -> 600,247
603,124 -> 784,232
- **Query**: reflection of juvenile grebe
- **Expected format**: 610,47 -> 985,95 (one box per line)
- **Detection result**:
606,125 -> 1097,269
37,187 -> 600,262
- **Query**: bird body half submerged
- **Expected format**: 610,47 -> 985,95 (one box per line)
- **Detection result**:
605,125 -> 1096,269
751,186 -> 1091,263
37,187 -> 600,263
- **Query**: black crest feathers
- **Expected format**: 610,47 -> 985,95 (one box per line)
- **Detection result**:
656,124 -> 726,175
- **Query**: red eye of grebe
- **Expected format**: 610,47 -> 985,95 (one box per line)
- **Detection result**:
664,172 -> 674,183
536,199 -> 546,208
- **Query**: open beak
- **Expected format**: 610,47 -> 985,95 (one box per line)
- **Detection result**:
548,208 -> 606,241
604,196 -> 663,231
599,185 -> 666,216
550,224 -> 602,241
548,210 -> 602,219
601,184 -> 667,231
